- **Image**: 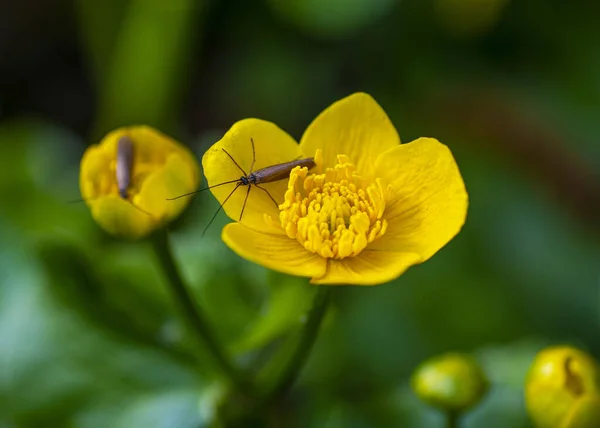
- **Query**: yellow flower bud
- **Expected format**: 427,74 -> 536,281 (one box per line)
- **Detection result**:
79,126 -> 200,239
411,352 -> 489,413
525,346 -> 600,428
565,395 -> 600,428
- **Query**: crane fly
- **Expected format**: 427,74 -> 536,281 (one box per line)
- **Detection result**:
167,137 -> 315,235
73,135 -> 151,216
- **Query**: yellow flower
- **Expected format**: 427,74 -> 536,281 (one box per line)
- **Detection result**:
525,346 -> 600,428
202,93 -> 468,285
80,125 -> 200,239
411,353 -> 489,413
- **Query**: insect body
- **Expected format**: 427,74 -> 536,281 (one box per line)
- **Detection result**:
113,136 -> 151,216
74,135 -> 150,216
116,136 -> 134,199
168,138 -> 315,235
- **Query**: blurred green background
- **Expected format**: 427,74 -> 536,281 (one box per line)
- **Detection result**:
1,0 -> 600,427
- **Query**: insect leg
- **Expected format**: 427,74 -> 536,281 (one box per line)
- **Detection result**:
130,202 -> 153,217
202,183 -> 242,237
68,198 -> 87,204
239,185 -> 252,221
254,184 -> 279,208
70,195 -> 153,218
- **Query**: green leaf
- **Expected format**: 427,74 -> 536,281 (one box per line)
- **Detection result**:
36,241 -> 199,368
229,273 -> 313,355
199,266 -> 266,348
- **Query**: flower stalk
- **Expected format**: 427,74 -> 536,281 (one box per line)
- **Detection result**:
262,286 -> 333,405
447,412 -> 460,428
151,228 -> 252,396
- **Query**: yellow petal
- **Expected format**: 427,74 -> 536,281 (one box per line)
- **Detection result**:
137,152 -> 198,221
80,145 -> 114,200
563,395 -> 600,428
203,119 -> 303,232
222,223 -> 327,278
106,126 -> 201,187
89,195 -> 157,240
369,138 -> 468,261
100,125 -> 181,166
299,93 -> 400,178
311,250 -> 421,286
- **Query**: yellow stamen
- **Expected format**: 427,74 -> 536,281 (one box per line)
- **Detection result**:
279,154 -> 387,259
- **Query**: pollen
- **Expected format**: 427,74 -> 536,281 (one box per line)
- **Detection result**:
279,155 -> 387,259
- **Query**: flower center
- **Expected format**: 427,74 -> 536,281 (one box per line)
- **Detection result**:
279,155 -> 387,259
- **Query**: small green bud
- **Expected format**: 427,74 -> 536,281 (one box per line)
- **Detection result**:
411,352 -> 489,413
525,346 -> 600,428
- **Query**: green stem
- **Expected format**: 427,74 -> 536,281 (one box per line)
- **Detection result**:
151,228 -> 251,396
262,286 -> 333,405
446,411 -> 460,428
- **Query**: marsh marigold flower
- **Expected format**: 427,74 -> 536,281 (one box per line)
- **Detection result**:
526,346 -> 600,428
80,126 -> 200,239
411,353 -> 489,413
203,93 -> 467,285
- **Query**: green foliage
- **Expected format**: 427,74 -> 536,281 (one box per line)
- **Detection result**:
267,0 -> 399,39
229,273 -> 313,355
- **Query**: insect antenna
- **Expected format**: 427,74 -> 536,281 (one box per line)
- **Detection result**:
202,182 -> 242,237
166,178 -> 241,200
248,137 -> 256,173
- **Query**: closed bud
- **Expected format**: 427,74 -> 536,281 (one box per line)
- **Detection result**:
411,352 -> 489,413
525,346 -> 600,428
80,126 -> 200,239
